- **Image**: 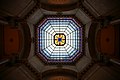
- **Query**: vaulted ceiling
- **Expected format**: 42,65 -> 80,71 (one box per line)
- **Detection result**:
0,0 -> 120,80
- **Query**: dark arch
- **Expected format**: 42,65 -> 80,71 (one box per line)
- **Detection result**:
20,22 -> 31,59
88,22 -> 98,60
42,69 -> 77,78
40,2 -> 78,11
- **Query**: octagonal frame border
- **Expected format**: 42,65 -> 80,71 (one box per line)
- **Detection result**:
35,15 -> 85,65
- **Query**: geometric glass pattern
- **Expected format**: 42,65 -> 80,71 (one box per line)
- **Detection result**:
37,17 -> 82,63
54,33 -> 66,46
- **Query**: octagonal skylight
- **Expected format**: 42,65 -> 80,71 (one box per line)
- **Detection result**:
36,17 -> 83,63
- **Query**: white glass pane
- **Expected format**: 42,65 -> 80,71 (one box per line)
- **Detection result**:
66,27 -> 72,33
64,29 -> 69,35
68,25 -> 75,32
43,49 -> 51,56
66,46 -> 72,52
46,28 -> 53,34
65,44 -> 71,50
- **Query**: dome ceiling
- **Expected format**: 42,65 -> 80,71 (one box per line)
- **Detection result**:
1,0 -> 120,80
35,16 -> 83,63
27,0 -> 92,72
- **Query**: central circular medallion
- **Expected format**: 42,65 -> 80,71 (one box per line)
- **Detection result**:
54,33 -> 66,46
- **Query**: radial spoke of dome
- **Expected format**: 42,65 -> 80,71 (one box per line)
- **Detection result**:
70,20 -> 79,29
47,46 -> 54,56
42,48 -> 53,58
42,49 -> 51,57
46,47 -> 52,54
68,48 -> 78,57
52,43 -> 56,48
43,24 -> 52,33
67,49 -> 77,57
71,19 -> 78,27
68,22 -> 75,30
49,28 -> 56,36
70,50 -> 80,59
43,43 -> 52,51
68,24 -> 75,32
65,44 -> 73,51
65,43 -> 77,51
62,21 -> 70,32
39,20 -> 48,29
49,44 -> 55,50
69,23 -> 77,31
38,19 -> 48,27
63,46 -> 71,57
63,27 -> 68,33
66,46 -> 73,54
64,43 -> 70,50
41,21 -> 50,31
66,27 -> 73,34
63,26 -> 71,34
66,29 -> 76,39
45,27 -> 53,34
64,29 -> 71,36
72,19 -> 81,28
66,27 -> 76,35
50,25 -> 57,34
44,30 -> 55,39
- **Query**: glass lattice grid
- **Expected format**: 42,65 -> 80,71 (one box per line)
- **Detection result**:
37,17 -> 82,62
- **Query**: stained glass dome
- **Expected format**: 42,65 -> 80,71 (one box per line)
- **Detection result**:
36,17 -> 83,63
